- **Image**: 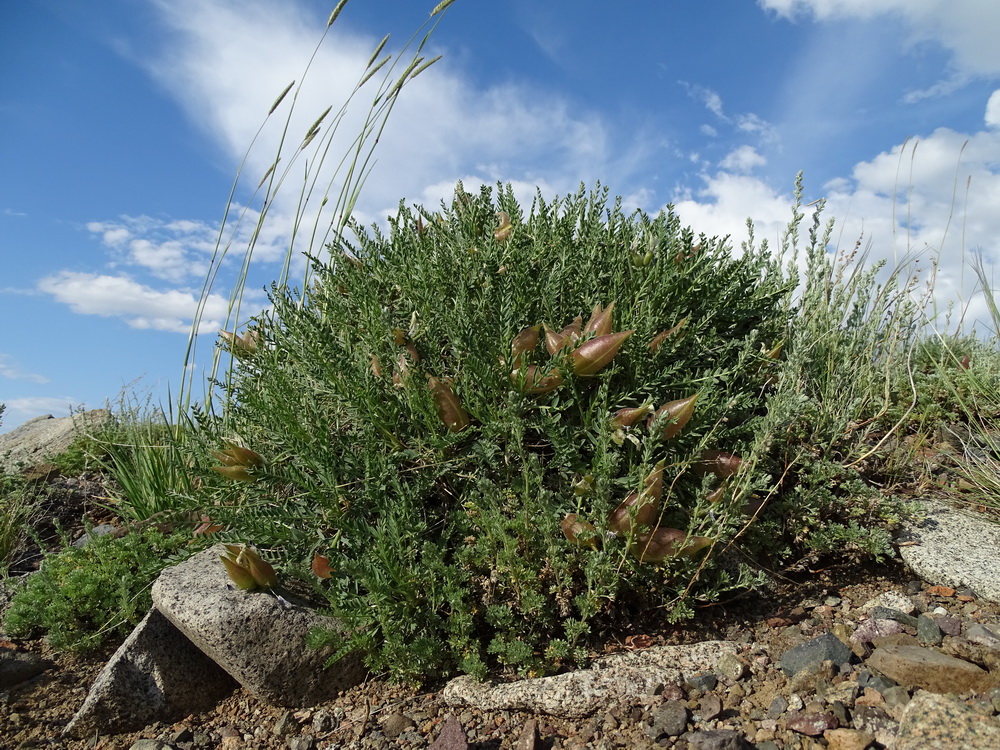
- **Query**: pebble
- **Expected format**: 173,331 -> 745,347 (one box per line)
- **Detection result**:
687,671 -> 719,692
647,700 -> 688,738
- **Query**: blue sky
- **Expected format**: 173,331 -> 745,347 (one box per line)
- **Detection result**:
2,0 -> 999,431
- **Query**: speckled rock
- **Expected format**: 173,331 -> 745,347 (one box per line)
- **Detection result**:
866,643 -> 999,694
151,545 -> 366,707
65,608 -> 235,738
898,500 -> 1000,603
0,410 -> 112,473
442,641 -> 739,718
895,690 -> 1000,749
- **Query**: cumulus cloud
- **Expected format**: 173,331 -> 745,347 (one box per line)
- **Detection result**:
36,271 -> 244,334
665,85 -> 1000,336
719,146 -> 768,173
141,0 -> 630,227
759,0 -> 1000,79
987,89 -> 1000,129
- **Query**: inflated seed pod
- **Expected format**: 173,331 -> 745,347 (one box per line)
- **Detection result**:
512,365 -> 564,394
584,301 -> 615,337
561,513 -> 600,550
495,211 -> 512,242
648,318 -> 688,352
610,400 -> 655,430
647,394 -> 698,441
629,528 -> 712,563
696,450 -> 743,479
607,490 -> 659,535
510,325 -> 541,367
427,376 -> 470,433
571,330 -> 633,377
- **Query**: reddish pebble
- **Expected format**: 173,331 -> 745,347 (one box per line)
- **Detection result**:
926,585 -> 956,597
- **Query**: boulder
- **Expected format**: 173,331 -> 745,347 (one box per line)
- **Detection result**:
151,545 -> 366,707
0,410 -> 111,473
64,608 -> 235,738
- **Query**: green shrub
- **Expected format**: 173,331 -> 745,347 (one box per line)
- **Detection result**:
2,527 -> 197,651
208,181 -> 797,681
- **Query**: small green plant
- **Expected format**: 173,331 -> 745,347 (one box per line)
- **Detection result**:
91,395 -> 204,523
2,526 -> 199,651
0,469 -> 39,577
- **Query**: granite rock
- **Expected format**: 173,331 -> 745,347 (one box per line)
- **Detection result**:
895,690 -> 1000,749
443,641 -> 739,717
65,608 -> 235,738
151,545 -> 366,707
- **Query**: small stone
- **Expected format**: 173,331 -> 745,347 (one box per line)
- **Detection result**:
514,719 -> 538,750
780,632 -> 855,676
825,596 -> 843,607
716,652 -> 746,682
0,649 -> 51,689
786,711 -> 838,736
823,727 -> 875,750
926,585 -> 955,597
828,700 -> 850,726
272,712 -> 294,737
687,671 -> 718,692
767,695 -> 789,720
905,580 -> 923,595
861,591 -> 915,615
699,693 -> 723,722
896,690 -> 1000,750
915,614 -> 942,646
648,700 -> 688,738
867,643 -> 998,694
880,685 -> 911,719
128,741 -> 171,750
311,709 -> 335,734
851,704 -> 898,744
429,715 -> 469,750
381,711 -> 415,738
726,682 -> 745,706
684,728 -> 747,750
966,623 -> 1000,649
787,693 -> 805,711
851,618 -> 904,646
286,736 -> 314,750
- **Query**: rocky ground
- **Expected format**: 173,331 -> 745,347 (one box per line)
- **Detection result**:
2,466 -> 1000,748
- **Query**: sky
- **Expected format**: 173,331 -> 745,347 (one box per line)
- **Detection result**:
2,0 -> 999,432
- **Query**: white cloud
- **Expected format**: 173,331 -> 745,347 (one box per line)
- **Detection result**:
672,171 -> 806,251
666,89 -> 1000,336
987,89 -> 1000,128
759,0 -> 1000,78
719,145 -> 767,173
0,355 -> 49,384
0,397 -> 83,432
141,0 -> 627,228
36,271 -> 244,334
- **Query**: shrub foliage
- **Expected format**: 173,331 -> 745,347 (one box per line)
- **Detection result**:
212,182 -> 799,680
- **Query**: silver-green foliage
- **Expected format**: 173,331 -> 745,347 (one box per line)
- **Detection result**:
214,181 -> 796,680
